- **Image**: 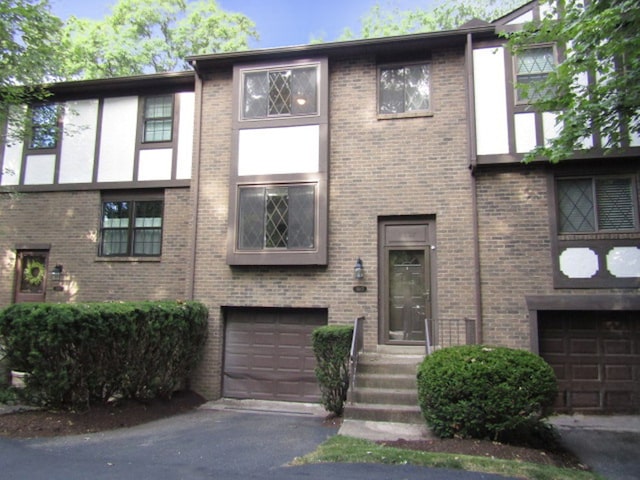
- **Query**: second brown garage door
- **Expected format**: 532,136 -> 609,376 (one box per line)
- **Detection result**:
539,310 -> 640,413
223,307 -> 326,402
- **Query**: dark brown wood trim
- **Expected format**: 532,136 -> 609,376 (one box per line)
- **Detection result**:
503,47 -> 517,155
171,93 -> 181,180
0,179 -> 190,193
14,243 -> 51,251
92,98 -> 104,184
526,294 -> 640,311
477,147 -> 640,166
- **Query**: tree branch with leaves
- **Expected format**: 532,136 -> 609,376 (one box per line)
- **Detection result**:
506,0 -> 640,163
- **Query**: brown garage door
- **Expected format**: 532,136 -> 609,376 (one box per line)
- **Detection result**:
539,311 -> 640,413
223,307 -> 326,402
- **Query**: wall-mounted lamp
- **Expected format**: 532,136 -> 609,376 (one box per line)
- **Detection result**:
50,264 -> 65,291
354,258 -> 364,280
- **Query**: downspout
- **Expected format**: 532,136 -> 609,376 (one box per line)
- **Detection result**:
465,32 -> 483,345
187,62 -> 204,300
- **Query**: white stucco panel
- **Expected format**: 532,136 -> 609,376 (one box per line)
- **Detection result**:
506,11 -> 533,25
607,247 -> 640,278
138,148 -> 173,181
542,112 -> 561,145
59,99 -> 99,184
176,92 -> 194,180
473,47 -> 509,155
514,113 -> 537,153
238,125 -> 320,176
97,97 -> 137,182
559,247 -> 599,279
1,106 -> 25,186
0,144 -> 21,186
24,154 -> 56,185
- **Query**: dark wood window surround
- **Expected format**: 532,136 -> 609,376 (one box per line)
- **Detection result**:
227,58 -> 329,266
548,167 -> 640,288
377,59 -> 433,120
98,190 -> 164,260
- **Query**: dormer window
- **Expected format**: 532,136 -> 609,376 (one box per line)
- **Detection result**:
515,46 -> 556,103
29,104 -> 59,150
143,95 -> 173,143
241,65 -> 318,120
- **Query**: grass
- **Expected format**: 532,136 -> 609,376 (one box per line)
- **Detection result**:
291,435 -> 604,480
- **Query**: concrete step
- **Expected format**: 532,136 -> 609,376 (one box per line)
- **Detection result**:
344,402 -> 424,424
356,372 -> 417,390
350,386 -> 418,406
357,360 -> 420,376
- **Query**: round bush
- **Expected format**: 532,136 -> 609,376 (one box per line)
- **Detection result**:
417,345 -> 557,439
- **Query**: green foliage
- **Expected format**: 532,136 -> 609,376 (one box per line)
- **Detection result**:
338,0 -> 523,40
60,0 -> 258,79
0,0 -> 63,145
311,324 -> 353,416
417,345 -> 557,440
507,0 -> 640,163
0,301 -> 208,409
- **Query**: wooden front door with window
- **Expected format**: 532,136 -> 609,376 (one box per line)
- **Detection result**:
14,250 -> 49,303
379,219 -> 435,345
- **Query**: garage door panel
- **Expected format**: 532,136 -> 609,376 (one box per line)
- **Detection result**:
223,308 -> 327,402
539,310 -> 640,413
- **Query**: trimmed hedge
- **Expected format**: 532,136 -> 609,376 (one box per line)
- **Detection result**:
417,345 -> 557,440
312,324 -> 353,416
0,301 -> 208,409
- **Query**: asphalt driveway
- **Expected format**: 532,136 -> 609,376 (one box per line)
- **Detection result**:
0,408 -> 512,480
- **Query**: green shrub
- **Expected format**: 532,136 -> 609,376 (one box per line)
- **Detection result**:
417,345 -> 557,440
0,301 -> 208,409
312,324 -> 353,416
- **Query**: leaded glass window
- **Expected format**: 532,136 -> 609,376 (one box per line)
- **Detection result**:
242,66 -> 318,119
29,104 -> 59,149
143,95 -> 173,142
515,46 -> 555,103
238,185 -> 315,250
101,198 -> 163,256
558,177 -> 637,233
379,64 -> 430,114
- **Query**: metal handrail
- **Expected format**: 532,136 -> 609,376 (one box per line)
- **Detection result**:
349,316 -> 365,392
424,316 -> 432,355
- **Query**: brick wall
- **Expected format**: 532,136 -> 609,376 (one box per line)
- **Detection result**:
0,188 -> 191,308
190,47 -> 478,399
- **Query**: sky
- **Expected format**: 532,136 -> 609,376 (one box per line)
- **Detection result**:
48,0 -> 438,49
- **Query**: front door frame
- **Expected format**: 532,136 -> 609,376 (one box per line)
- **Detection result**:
378,216 -> 437,346
14,247 -> 50,303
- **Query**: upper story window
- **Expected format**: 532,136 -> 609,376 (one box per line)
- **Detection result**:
241,65 -> 318,119
29,104 -> 59,149
515,46 -> 556,103
378,63 -> 430,115
238,184 -> 315,251
557,176 -> 638,233
143,95 -> 173,143
100,193 -> 164,257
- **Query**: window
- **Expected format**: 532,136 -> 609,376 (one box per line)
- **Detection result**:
29,104 -> 59,149
242,66 -> 318,119
238,185 -> 315,250
515,46 -> 556,103
100,195 -> 164,256
143,95 -> 173,143
557,177 -> 637,233
378,64 -> 430,115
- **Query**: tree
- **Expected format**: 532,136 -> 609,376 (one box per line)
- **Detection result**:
0,0 -> 63,146
61,0 -> 258,80
338,0 -> 523,40
507,0 -> 640,163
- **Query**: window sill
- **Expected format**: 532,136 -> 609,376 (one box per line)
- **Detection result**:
95,257 -> 161,263
377,111 -> 433,121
